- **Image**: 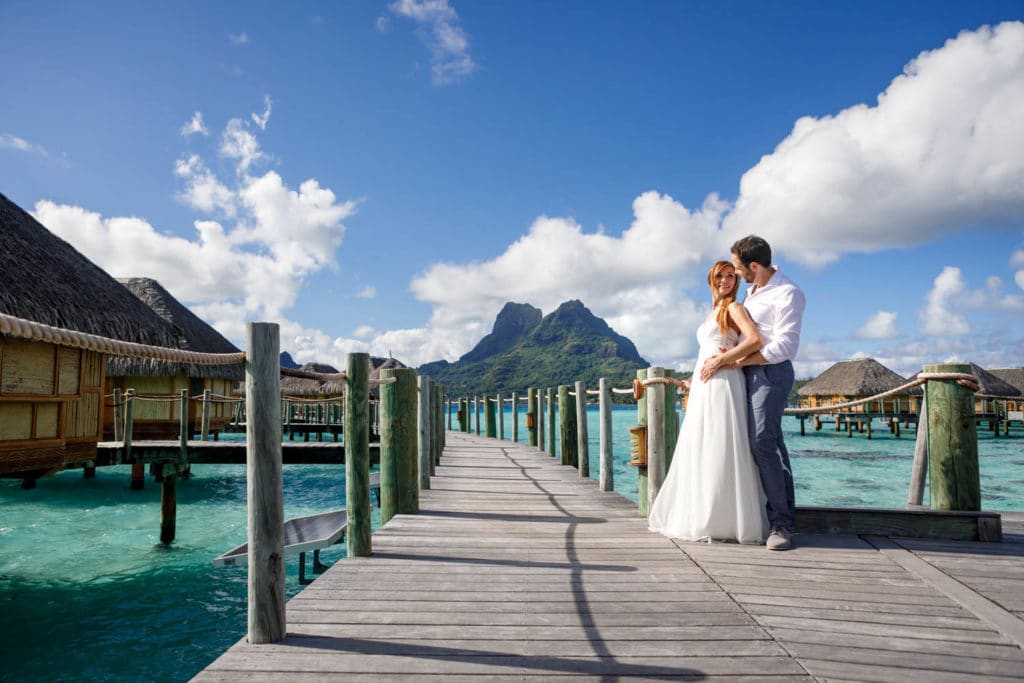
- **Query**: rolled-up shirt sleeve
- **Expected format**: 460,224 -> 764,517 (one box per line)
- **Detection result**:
759,286 -> 806,365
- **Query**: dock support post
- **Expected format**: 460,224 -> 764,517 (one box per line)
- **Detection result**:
485,395 -> 496,438
473,396 -> 480,435
245,322 -> 285,644
434,384 -> 444,462
346,352 -> 372,556
546,387 -> 556,456
418,375 -> 431,491
537,389 -> 545,453
599,378 -> 613,491
201,388 -> 212,441
160,470 -> 177,545
491,393 -> 499,440
113,387 -> 124,442
907,397 -> 928,507
646,367 -> 667,515
575,380 -> 589,478
527,388 -> 537,447
125,389 -> 142,489
558,385 -> 578,468
511,392 -> 519,443
380,367 -> 419,524
925,363 -> 980,511
636,369 -> 649,516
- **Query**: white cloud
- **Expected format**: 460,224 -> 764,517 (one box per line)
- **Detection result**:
33,107 -> 357,351
376,16 -> 391,32
180,112 -> 209,137
251,96 -> 272,131
389,0 -> 477,85
856,311 -> 899,339
220,118 -> 264,173
403,192 -> 727,368
724,21 -> 1024,267
920,267 -> 972,336
1012,249 -> 1024,291
1,132 -> 48,158
356,285 -> 377,299
229,32 -> 249,45
352,325 -> 376,339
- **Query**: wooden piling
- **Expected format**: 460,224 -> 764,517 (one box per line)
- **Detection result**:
511,392 -> 519,443
485,395 -> 497,438
537,388 -> 545,453
433,384 -> 443,468
380,367 -> 419,524
113,388 -> 123,442
179,390 -> 189,465
646,367 -> 667,514
160,470 -> 176,544
636,369 -> 649,516
125,389 -> 142,489
907,397 -> 928,508
473,396 -> 480,435
527,388 -> 537,447
245,322 -> 285,644
497,393 -> 504,440
418,375 -> 431,491
925,363 -> 980,511
575,380 -> 589,478
598,378 -> 613,492
345,352 -> 372,557
201,388 -> 212,441
558,385 -> 578,468
546,387 -> 556,456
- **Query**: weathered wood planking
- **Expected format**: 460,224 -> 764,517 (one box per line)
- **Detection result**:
196,432 -> 1024,682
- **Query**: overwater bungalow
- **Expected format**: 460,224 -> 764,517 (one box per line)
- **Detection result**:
909,362 -> 1022,413
797,358 -> 914,414
104,277 -> 243,439
0,193 -> 180,482
989,367 -> 1024,412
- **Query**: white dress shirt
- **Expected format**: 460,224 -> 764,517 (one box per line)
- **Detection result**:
743,267 -> 805,365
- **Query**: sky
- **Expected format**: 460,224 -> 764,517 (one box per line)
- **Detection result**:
2,0 -> 1023,380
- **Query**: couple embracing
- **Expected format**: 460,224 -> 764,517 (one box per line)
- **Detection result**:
649,235 -> 806,551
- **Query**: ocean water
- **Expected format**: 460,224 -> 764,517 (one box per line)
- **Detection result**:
1,406 -> 1021,681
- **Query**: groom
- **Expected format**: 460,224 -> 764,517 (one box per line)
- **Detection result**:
728,235 -> 805,551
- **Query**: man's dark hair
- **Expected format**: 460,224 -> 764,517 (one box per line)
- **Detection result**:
731,235 -> 772,268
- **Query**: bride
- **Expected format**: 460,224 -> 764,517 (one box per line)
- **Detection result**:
649,260 -> 769,544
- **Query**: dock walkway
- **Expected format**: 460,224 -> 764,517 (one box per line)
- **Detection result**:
197,432 -> 1024,681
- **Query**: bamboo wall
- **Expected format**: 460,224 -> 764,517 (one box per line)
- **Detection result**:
103,374 -> 237,439
0,337 -> 104,475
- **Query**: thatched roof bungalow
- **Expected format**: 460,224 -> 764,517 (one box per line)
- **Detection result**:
105,277 -> 244,439
798,358 -> 914,413
908,362 -> 1021,414
0,192 -> 180,478
988,367 -> 1024,410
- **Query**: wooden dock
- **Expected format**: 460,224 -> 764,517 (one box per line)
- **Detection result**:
196,432 -> 1024,681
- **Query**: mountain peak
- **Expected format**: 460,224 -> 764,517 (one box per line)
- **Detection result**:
458,301 -> 542,363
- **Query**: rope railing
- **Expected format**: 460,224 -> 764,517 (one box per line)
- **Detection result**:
784,372 -> 979,416
0,311 -> 246,365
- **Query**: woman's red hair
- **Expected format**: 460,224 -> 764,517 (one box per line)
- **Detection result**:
707,260 -> 738,333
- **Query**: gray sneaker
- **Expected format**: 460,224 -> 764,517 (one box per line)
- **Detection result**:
766,527 -> 793,551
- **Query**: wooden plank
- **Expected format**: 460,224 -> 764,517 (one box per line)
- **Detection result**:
199,432 -> 1024,681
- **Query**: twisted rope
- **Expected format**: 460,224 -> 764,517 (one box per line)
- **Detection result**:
784,372 -> 979,416
0,311 -> 245,365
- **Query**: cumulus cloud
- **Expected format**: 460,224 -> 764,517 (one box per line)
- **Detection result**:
920,267 -> 972,336
1012,249 -> 1024,291
1,132 -> 48,158
33,102 -> 357,359
180,112 -> 209,137
856,311 -> 900,339
220,118 -> 264,173
229,32 -> 249,45
388,0 -> 476,84
724,21 -> 1024,266
356,285 -> 377,299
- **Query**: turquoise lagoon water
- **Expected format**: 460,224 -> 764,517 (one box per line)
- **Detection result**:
1,406 -> 1022,681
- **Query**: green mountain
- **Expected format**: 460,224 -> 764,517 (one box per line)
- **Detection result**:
419,299 -> 649,397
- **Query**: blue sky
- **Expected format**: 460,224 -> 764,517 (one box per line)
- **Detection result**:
2,1 -> 1023,379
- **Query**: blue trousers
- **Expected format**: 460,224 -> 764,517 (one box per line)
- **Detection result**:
744,361 -> 796,530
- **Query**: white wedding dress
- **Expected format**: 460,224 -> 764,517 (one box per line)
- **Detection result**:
648,319 -> 768,543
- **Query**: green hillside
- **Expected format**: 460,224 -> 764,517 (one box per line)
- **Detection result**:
419,300 -> 650,397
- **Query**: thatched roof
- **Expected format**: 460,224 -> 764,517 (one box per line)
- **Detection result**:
988,367 -> 1024,394
0,192 -> 180,347
798,358 -> 910,397
279,356 -> 409,399
108,278 -> 243,380
909,363 -> 1022,398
